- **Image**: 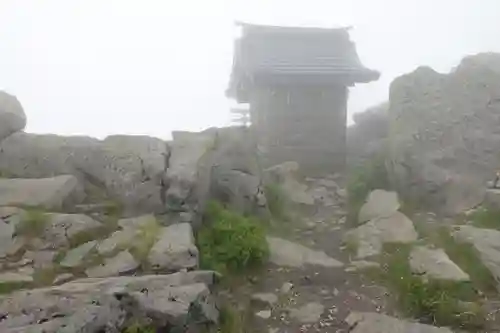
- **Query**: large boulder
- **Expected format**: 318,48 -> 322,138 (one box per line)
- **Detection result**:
148,223 -> 199,272
344,211 -> 418,258
0,271 -> 219,333
0,91 -> 26,142
387,53 -> 500,214
0,175 -> 84,210
193,127 -> 268,224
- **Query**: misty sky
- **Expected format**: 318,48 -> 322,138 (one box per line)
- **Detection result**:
1,0 -> 499,139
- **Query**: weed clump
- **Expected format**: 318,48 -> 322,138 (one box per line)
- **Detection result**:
376,244 -> 485,329
197,201 -> 269,274
264,183 -> 286,220
468,206 -> 500,230
16,209 -> 48,237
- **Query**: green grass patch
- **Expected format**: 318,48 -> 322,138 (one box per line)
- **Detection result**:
346,155 -> 391,223
0,281 -> 30,294
468,206 -> 500,230
374,243 -> 485,329
197,201 -> 269,275
218,305 -> 246,333
264,183 -> 286,220
128,217 -> 161,263
15,209 -> 49,237
123,322 -> 155,333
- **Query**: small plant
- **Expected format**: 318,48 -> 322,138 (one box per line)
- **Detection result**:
375,244 -> 485,329
264,183 -> 286,220
197,201 -> 269,274
218,305 -> 245,333
123,322 -> 155,333
468,205 -> 500,230
16,209 -> 48,237
129,217 -> 161,262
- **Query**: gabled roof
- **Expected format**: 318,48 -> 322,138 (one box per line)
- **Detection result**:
227,22 -> 380,102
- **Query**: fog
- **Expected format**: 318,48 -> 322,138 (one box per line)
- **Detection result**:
1,0 -> 499,139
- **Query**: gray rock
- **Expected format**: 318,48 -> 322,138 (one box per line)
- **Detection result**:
0,91 -> 26,142
53,273 -> 74,284
280,282 -> 293,294
0,210 -> 19,258
97,228 -> 137,255
255,310 -> 272,319
0,175 -> 83,210
387,55 -> 500,215
358,190 -> 400,223
23,250 -> 57,269
346,260 -> 381,272
485,189 -> 500,210
86,250 -> 139,278
43,213 -> 102,248
345,312 -> 453,333
195,127 -> 269,221
289,302 -> 324,323
60,241 -> 97,268
344,211 -> 418,258
0,271 -> 219,333
148,223 -> 198,271
165,131 -> 216,210
264,162 -> 315,206
251,293 -> 278,307
453,225 -> 500,287
409,246 -> 470,282
0,132 -> 169,213
267,236 -> 343,268
0,271 -> 33,284
118,214 -> 156,230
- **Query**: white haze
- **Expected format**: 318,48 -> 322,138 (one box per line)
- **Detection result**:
0,0 -> 499,139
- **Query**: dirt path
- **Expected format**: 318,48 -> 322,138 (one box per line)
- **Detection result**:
220,180 -> 397,333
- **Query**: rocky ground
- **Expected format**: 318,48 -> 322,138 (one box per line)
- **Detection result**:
3,52 -> 500,333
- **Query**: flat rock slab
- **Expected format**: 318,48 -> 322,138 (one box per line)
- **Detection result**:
23,250 -> 57,269
267,236 -> 343,268
97,228 -> 137,255
118,214 -> 156,230
345,312 -> 453,333
60,240 -> 97,268
289,302 -> 324,323
0,271 -> 33,284
86,250 -> 139,278
251,293 -> 278,307
148,223 -> 199,271
409,246 -> 470,282
358,190 -> 400,223
0,175 -> 82,210
344,211 -> 418,259
453,225 -> 500,286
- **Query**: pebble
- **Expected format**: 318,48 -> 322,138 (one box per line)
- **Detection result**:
255,310 -> 272,319
280,282 -> 293,294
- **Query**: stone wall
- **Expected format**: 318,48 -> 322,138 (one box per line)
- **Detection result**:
250,85 -> 347,176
